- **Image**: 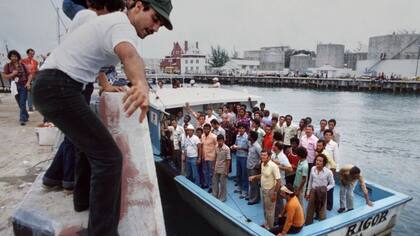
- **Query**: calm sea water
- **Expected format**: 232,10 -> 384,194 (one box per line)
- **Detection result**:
159,85 -> 420,235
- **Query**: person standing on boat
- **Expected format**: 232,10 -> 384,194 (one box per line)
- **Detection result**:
338,165 -> 373,213
32,0 -> 173,234
280,115 -> 297,146
314,119 -> 327,140
262,125 -> 274,153
231,124 -> 249,199
201,123 -> 217,192
270,184 -> 305,235
249,150 -> 281,229
2,50 -> 31,126
211,118 -> 226,139
300,125 -> 318,177
251,118 -> 265,146
315,139 -> 336,211
324,129 -> 340,168
236,107 -> 250,132
292,147 -> 309,206
212,134 -> 231,202
247,131 -> 262,205
168,118 -> 184,170
305,154 -> 335,225
271,142 -> 293,217
328,119 -> 341,145
181,124 -> 201,186
20,48 -> 38,112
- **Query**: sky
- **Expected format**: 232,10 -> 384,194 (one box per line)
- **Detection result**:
1,0 -> 420,59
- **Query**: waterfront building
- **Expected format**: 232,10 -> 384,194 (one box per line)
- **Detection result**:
315,44 -> 345,68
181,41 -> 206,74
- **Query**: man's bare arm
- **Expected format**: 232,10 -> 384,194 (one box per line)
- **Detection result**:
114,42 -> 149,123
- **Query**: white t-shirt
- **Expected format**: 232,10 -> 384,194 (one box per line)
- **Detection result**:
271,151 -> 291,181
182,135 -> 201,157
42,12 -> 138,84
205,114 -> 217,124
68,9 -> 97,33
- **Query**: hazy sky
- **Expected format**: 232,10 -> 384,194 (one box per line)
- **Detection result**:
1,0 -> 420,58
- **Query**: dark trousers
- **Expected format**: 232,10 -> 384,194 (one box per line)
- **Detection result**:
269,217 -> 303,234
15,84 -> 28,122
32,69 -> 122,236
42,83 -> 94,190
247,168 -> 260,203
327,187 -> 334,211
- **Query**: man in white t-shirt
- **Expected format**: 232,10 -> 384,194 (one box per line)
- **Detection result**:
271,141 -> 292,217
181,124 -> 201,186
32,0 -> 173,235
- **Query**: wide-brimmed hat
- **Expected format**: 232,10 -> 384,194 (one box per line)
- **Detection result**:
212,77 -> 219,81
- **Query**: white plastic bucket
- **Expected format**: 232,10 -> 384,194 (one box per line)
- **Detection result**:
35,127 -> 59,146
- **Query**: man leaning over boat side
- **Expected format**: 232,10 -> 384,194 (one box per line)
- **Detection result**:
338,165 -> 373,213
32,0 -> 173,235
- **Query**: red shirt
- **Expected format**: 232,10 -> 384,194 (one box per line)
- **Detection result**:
287,152 -> 300,172
262,132 -> 273,152
21,57 -> 38,77
3,62 -> 28,85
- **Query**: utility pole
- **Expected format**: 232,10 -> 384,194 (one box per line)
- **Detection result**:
56,6 -> 61,44
415,45 -> 420,78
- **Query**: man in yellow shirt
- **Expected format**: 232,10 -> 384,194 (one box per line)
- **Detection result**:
249,150 -> 281,229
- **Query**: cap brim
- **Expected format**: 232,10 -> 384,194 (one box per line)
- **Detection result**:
152,5 -> 173,30
280,185 -> 293,194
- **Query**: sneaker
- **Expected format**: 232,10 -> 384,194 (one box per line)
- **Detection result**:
239,192 -> 248,199
337,208 -> 346,213
234,188 -> 241,194
347,208 -> 354,212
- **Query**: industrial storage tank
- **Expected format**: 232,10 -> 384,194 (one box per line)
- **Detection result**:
260,46 -> 288,71
290,53 -> 312,72
315,43 -> 345,68
368,33 -> 420,60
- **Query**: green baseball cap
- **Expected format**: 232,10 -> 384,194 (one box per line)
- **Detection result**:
143,0 -> 173,30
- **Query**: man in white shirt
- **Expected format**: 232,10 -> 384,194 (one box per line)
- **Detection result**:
32,1 -> 173,234
324,129 -> 339,168
281,114 -> 297,146
182,124 -> 201,186
271,142 -> 292,217
168,118 -> 184,170
328,119 -> 341,145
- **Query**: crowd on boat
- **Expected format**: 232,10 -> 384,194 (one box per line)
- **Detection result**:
161,101 -> 373,235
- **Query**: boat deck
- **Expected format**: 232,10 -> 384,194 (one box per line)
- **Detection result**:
223,178 -> 367,226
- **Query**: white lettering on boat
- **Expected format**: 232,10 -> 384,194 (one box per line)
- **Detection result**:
346,210 -> 389,236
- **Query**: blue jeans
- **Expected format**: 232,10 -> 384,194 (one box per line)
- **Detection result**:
27,90 -> 33,110
62,0 -> 85,20
186,157 -> 200,186
33,69 -> 122,236
203,160 -> 215,188
43,136 -> 75,189
15,84 -> 28,122
236,155 -> 248,192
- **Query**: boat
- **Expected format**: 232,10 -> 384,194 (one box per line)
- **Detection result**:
147,86 -> 412,236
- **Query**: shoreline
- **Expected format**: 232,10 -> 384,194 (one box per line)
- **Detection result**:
146,74 -> 420,94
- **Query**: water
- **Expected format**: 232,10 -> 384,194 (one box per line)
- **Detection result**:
159,85 -> 420,235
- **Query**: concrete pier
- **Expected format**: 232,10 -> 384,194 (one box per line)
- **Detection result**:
147,74 -> 420,93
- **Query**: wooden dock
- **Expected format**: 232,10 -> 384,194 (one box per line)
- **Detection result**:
147,74 -> 420,93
